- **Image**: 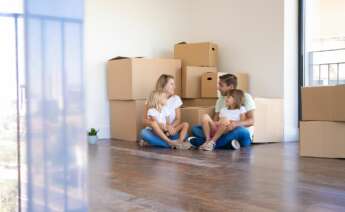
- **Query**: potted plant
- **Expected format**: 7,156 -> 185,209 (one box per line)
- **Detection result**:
87,128 -> 99,144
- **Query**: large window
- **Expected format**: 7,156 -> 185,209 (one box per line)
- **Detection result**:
302,0 -> 345,86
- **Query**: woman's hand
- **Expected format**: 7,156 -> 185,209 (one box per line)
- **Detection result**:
167,124 -> 177,136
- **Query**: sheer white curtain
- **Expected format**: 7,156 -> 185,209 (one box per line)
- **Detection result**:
24,0 -> 87,211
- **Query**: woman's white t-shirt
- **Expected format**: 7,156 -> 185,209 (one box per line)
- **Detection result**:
147,107 -> 170,125
219,106 -> 246,121
163,95 -> 183,124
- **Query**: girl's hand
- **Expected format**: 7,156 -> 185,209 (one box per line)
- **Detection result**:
220,119 -> 230,126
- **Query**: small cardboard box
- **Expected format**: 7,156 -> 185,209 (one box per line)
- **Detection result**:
201,72 -> 249,98
300,121 -> 345,158
174,42 -> 217,67
109,100 -> 145,141
181,106 -> 215,132
253,98 -> 284,143
182,98 -> 217,107
182,66 -> 217,98
302,85 -> 345,121
107,58 -> 181,100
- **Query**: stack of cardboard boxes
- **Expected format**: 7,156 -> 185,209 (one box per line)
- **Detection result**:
107,42 -> 284,143
175,42 -> 218,128
107,57 -> 182,141
174,42 -> 250,130
300,85 -> 345,158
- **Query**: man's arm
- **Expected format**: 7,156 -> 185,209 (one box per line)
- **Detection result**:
234,110 -> 255,128
226,110 -> 255,130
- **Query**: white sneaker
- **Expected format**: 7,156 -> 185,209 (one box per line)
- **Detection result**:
176,141 -> 192,150
138,139 -> 146,147
200,141 -> 215,151
231,139 -> 240,150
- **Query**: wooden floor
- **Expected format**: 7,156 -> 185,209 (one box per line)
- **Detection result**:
88,140 -> 345,212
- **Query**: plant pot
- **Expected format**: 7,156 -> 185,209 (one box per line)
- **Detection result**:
88,135 -> 98,144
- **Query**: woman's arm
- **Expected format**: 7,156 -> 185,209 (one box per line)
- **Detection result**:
170,108 -> 181,127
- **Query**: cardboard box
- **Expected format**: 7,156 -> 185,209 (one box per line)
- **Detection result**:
253,98 -> 283,143
181,106 -> 215,132
109,100 -> 145,141
182,66 -> 217,98
300,121 -> 345,158
302,85 -> 345,121
201,72 -> 249,98
174,42 -> 217,67
107,58 -> 181,100
182,98 -> 217,107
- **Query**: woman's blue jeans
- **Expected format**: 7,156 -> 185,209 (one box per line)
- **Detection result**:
190,125 -> 252,149
140,127 -> 188,148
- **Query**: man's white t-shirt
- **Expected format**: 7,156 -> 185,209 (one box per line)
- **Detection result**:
219,106 -> 246,121
163,95 -> 183,124
147,107 -> 170,125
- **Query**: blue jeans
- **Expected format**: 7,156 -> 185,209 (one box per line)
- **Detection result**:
140,127 -> 188,148
190,125 -> 252,149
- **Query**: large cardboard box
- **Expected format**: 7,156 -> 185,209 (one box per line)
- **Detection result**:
174,42 -> 217,67
201,72 -> 249,98
253,98 -> 283,143
181,106 -> 215,132
109,100 -> 145,141
107,58 -> 181,100
300,121 -> 345,158
302,85 -> 345,121
182,66 -> 217,98
182,98 -> 217,107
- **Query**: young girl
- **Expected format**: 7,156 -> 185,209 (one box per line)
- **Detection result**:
200,89 -> 246,151
145,90 -> 191,149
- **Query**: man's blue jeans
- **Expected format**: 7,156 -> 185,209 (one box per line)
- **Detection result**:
139,127 -> 188,148
190,125 -> 252,149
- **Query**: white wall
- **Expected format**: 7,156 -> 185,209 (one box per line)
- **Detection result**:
85,0 -> 297,139
185,0 -> 285,98
84,0 -> 193,138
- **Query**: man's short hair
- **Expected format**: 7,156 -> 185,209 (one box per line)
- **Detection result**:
219,74 -> 237,88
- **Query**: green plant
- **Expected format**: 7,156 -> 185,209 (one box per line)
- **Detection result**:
88,128 -> 99,136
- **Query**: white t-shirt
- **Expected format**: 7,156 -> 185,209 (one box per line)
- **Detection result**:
219,106 -> 246,121
147,107 -> 170,125
163,95 -> 183,124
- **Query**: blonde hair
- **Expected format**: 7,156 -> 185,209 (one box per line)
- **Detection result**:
147,90 -> 166,111
155,74 -> 174,91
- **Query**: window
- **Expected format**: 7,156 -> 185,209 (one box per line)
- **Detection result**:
301,0 -> 345,87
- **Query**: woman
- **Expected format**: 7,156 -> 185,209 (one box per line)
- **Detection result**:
139,74 -> 190,148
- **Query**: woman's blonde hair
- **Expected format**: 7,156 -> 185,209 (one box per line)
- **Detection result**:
147,90 -> 166,110
155,74 -> 174,91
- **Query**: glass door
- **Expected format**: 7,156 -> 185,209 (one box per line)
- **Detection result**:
1,0 -> 87,211
0,1 -> 24,211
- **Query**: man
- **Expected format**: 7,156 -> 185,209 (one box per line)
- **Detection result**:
189,74 -> 255,149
